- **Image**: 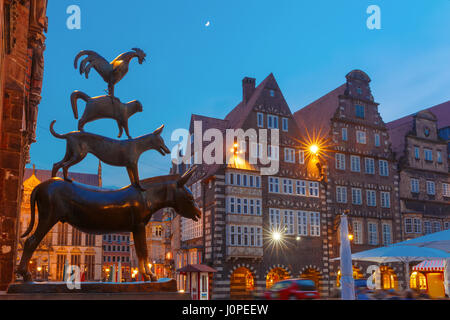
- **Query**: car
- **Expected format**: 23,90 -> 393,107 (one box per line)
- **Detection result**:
264,279 -> 320,300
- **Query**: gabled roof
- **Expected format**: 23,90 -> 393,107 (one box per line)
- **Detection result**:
293,84 -> 347,137
225,73 -> 279,129
187,74 -> 284,182
386,100 -> 450,160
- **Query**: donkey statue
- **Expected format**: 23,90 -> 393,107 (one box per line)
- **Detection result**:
17,166 -> 201,282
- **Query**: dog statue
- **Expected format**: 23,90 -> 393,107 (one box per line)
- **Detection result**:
16,166 -> 201,282
50,120 -> 170,190
71,91 -> 143,139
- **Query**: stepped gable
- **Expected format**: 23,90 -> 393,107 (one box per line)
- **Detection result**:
386,100 -> 450,159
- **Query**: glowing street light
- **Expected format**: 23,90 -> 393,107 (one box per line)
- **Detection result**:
272,231 -> 282,241
309,144 -> 319,155
348,234 -> 354,241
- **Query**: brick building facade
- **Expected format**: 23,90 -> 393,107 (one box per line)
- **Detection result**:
293,70 -> 404,290
387,102 -> 450,241
0,0 -> 47,290
175,74 -> 329,299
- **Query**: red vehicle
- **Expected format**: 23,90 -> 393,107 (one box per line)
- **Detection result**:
264,279 -> 320,300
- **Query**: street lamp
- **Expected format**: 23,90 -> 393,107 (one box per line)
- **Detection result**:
272,231 -> 282,242
309,144 -> 319,155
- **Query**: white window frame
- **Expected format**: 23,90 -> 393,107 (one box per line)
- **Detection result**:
308,181 -> 319,197
257,113 -> 264,128
336,153 -> 346,170
356,130 -> 367,144
267,115 -> 279,129
284,148 -> 295,163
296,180 -> 306,196
374,133 -> 380,147
309,212 -> 320,237
298,150 -> 305,164
381,192 -> 390,208
379,160 -> 389,177
269,177 -> 280,193
282,118 -> 289,132
443,183 -> 450,197
426,181 -> 435,195
352,188 -> 362,205
352,221 -> 363,244
342,128 -> 348,141
368,222 -> 378,245
336,186 -> 347,203
382,223 -> 392,245
365,158 -> 375,174
350,155 -> 361,172
411,178 -> 419,193
366,190 -> 376,207
424,149 -> 433,161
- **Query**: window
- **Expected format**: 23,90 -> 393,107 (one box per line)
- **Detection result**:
443,183 -> 450,197
282,179 -> 293,194
269,177 -> 280,193
181,215 -> 203,241
374,134 -> 380,147
379,160 -> 389,176
284,148 -> 295,163
426,181 -> 435,195
350,156 -> 361,172
356,131 -> 366,144
296,180 -> 306,196
308,181 -> 319,197
283,210 -> 295,235
257,113 -> 264,127
414,147 -> 420,159
352,221 -> 363,244
282,118 -> 289,131
365,158 -> 375,174
355,105 -> 365,119
382,224 -> 392,245
433,222 -> 441,233
298,151 -> 305,164
269,209 -> 281,229
310,212 -> 320,236
85,234 -> 95,247
352,188 -> 362,205
424,149 -> 433,161
228,225 -> 262,247
368,222 -> 378,245
366,190 -> 376,207
336,186 -> 347,203
342,128 -> 348,141
336,153 -> 346,170
268,145 -> 279,160
267,115 -> 279,129
411,179 -> 419,193
250,142 -> 263,159
381,192 -> 390,208
413,218 -> 422,233
437,151 -> 442,163
72,228 -> 82,246
424,221 -> 432,234
270,89 -> 275,97
405,218 -> 412,233
297,211 -> 308,236
444,222 -> 449,230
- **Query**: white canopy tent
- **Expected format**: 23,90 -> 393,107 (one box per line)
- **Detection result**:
393,230 -> 450,295
332,245 -> 450,290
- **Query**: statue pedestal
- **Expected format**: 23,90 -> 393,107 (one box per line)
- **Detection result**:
3,279 -> 189,299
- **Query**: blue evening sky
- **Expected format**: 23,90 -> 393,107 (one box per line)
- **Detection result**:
29,0 -> 450,188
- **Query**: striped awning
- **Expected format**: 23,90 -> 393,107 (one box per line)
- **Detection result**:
412,260 -> 444,272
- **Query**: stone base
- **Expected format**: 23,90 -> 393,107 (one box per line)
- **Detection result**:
6,278 -> 180,295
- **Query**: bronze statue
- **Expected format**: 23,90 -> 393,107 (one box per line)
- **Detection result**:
17,167 -> 201,282
71,91 -> 143,139
74,48 -> 147,96
50,121 -> 170,190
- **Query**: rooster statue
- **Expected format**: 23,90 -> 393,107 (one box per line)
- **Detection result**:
74,48 -> 147,96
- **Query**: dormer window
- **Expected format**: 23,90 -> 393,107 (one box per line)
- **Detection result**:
356,87 -> 362,95
270,90 -> 275,97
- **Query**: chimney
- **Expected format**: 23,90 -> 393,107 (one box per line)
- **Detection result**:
242,77 -> 256,104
